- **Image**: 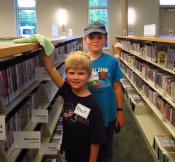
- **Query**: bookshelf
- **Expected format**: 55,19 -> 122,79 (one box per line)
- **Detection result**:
114,36 -> 175,161
0,36 -> 83,162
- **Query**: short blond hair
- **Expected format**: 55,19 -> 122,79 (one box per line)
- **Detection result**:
65,51 -> 91,73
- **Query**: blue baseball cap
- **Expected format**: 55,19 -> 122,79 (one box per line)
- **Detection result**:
84,22 -> 107,36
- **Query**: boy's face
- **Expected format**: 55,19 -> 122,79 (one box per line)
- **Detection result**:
84,33 -> 107,53
66,68 -> 90,90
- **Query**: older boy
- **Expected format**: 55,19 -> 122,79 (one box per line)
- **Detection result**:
84,22 -> 124,162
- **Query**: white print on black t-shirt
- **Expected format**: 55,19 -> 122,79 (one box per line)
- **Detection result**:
63,104 -> 89,126
74,103 -> 91,119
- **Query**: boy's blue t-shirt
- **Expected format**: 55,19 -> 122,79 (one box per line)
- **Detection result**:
87,53 -> 123,127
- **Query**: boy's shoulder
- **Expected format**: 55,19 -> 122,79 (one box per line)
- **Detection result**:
84,94 -> 100,109
86,93 -> 99,104
102,52 -> 117,61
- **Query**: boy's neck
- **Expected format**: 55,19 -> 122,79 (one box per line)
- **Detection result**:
72,87 -> 91,97
88,51 -> 102,61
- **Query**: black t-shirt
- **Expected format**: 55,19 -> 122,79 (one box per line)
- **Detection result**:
58,81 -> 106,162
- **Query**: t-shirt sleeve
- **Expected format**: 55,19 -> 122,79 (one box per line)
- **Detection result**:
89,98 -> 106,144
113,58 -> 123,82
58,81 -> 70,99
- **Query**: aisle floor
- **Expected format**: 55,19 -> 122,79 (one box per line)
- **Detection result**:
112,102 -> 155,162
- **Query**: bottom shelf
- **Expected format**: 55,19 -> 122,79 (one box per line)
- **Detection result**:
125,97 -> 169,162
135,113 -> 168,145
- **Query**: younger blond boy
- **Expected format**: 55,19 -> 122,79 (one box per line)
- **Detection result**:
42,51 -> 106,162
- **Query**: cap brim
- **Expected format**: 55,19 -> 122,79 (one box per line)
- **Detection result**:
84,28 -> 106,37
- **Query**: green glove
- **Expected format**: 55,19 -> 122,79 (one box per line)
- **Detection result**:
13,36 -> 37,43
13,34 -> 55,56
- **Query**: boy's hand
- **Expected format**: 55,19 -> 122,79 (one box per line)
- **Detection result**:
116,111 -> 125,128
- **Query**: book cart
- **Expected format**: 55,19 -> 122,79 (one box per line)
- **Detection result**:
113,36 -> 175,162
0,36 -> 83,162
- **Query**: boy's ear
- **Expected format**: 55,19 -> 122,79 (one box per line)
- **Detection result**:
105,34 -> 108,41
88,69 -> 92,78
83,36 -> 87,42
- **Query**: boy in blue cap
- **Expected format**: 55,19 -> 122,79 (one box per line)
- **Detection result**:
84,22 -> 125,162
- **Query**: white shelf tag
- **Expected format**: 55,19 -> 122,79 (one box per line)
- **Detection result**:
40,143 -> 57,155
0,115 -> 6,140
144,24 -> 156,36
13,131 -> 40,148
32,109 -> 48,123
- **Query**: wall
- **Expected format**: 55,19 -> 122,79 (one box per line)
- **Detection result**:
36,0 -> 88,37
0,0 -> 161,51
108,0 -> 121,52
159,8 -> 175,35
36,0 -> 121,52
0,0 -> 121,52
128,0 -> 159,36
0,0 -> 16,37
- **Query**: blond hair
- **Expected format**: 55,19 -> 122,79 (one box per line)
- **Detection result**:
65,51 -> 91,73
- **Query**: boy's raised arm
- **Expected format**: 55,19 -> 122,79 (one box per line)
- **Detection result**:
42,54 -> 64,88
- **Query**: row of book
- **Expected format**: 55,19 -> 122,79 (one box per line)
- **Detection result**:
123,64 -> 143,92
0,39 -> 69,107
53,40 -> 83,63
48,95 -> 62,128
50,117 -> 63,151
120,62 -> 175,127
0,87 -> 41,153
143,84 -> 175,125
13,95 -> 62,162
120,52 -> 175,102
121,78 -> 149,115
120,65 -> 175,162
119,39 -> 175,71
40,80 -> 59,103
153,135 -> 175,162
0,37 -> 82,162
0,55 -> 40,106
42,159 -> 56,162
16,124 -> 46,162
119,74 -> 175,162
66,39 -> 83,53
41,117 -> 63,162
18,149 -> 38,162
0,79 -> 59,154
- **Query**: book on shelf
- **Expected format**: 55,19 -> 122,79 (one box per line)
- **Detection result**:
153,135 -> 175,162
116,36 -> 175,162
157,51 -> 167,67
121,78 -> 149,115
167,47 -> 175,71
0,37 -> 83,162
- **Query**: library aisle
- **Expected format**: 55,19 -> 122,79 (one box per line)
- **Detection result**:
112,100 -> 155,162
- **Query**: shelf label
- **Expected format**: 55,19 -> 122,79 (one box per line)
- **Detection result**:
144,24 -> 156,36
40,143 -> 57,155
32,109 -> 48,123
13,131 -> 40,148
0,115 -> 6,140
52,24 -> 58,38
